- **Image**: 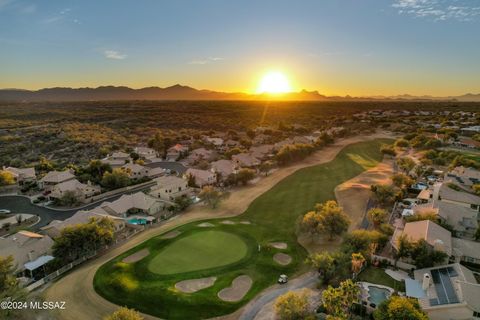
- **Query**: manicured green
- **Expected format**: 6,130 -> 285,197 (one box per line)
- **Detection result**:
148,230 -> 248,275
357,266 -> 406,292
94,139 -> 392,319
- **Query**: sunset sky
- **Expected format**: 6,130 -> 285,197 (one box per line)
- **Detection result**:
1,0 -> 479,96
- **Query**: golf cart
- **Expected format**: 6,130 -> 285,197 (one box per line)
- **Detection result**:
278,274 -> 288,284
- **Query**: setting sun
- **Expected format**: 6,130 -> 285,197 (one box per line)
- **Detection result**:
257,71 -> 292,94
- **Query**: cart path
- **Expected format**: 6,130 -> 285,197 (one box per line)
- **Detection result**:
42,131 -> 395,320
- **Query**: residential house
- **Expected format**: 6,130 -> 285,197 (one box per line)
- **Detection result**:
415,202 -> 479,239
147,167 -> 166,179
452,137 -> 480,149
232,153 -> 261,168
461,125 -> 480,136
2,166 -> 36,184
224,139 -> 241,149
412,263 -> 480,320
249,145 -> 274,160
0,230 -> 54,277
38,170 -> 76,191
205,137 -> 224,148
149,175 -> 189,201
185,168 -> 217,187
447,166 -> 480,187
166,144 -> 188,161
252,133 -> 269,145
211,159 -> 237,180
392,220 -> 452,260
437,183 -> 480,211
42,210 -> 125,239
122,163 -> 150,179
97,192 -> 164,218
102,151 -> 131,168
452,238 -> 480,265
186,148 -> 215,164
134,146 -> 157,160
49,179 -> 101,203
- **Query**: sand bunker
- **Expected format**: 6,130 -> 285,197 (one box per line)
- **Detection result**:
239,221 -> 251,225
335,159 -> 393,231
197,222 -> 215,227
161,230 -> 181,239
122,248 -> 150,263
175,277 -> 217,293
218,275 -> 253,302
269,242 -> 288,250
273,253 -> 292,265
220,220 -> 236,225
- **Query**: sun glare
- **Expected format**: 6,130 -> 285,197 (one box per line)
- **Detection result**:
257,71 -> 291,94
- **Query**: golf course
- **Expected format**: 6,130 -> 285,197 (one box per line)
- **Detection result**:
93,138 -> 392,319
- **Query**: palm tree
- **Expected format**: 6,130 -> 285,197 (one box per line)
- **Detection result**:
351,252 -> 366,275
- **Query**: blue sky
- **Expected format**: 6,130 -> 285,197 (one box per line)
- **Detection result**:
0,0 -> 479,95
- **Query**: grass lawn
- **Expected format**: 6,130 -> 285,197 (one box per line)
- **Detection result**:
148,230 -> 248,275
94,138 -> 392,319
357,266 -> 406,292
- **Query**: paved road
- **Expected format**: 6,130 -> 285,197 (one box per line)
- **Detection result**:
0,182 -> 155,229
238,272 -> 318,320
145,161 -> 188,174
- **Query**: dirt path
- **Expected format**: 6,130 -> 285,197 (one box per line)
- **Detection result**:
42,131 -> 395,320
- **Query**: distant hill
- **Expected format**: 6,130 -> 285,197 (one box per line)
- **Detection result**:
0,85 -> 478,102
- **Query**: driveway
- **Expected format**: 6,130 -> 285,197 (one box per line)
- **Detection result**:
0,182 -> 155,229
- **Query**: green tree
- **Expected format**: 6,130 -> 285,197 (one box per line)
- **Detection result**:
475,227 -> 480,241
274,289 -> 314,320
57,190 -> 79,207
104,307 -> 144,320
0,170 -> 15,186
394,234 -> 412,267
322,279 -> 359,319
307,252 -> 336,284
35,156 -> 55,173
397,157 -> 416,174
394,138 -> 409,148
371,184 -> 397,205
391,173 -> 413,188
259,160 -> 275,176
367,208 -> 387,228
315,201 -> 350,240
225,147 -> 243,159
53,217 -> 114,263
101,168 -> 130,190
410,239 -> 448,268
0,256 -> 26,319
301,201 -> 350,240
198,186 -> 224,209
343,229 -> 386,256
380,144 -> 396,157
235,168 -> 256,185
186,173 -> 197,188
367,208 -> 387,227
373,296 -> 428,320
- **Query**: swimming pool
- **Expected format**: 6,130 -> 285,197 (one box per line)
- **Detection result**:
127,218 -> 148,225
367,285 -> 391,306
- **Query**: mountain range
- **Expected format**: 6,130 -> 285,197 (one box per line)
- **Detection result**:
0,85 -> 479,102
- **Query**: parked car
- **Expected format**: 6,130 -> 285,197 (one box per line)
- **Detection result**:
0,209 -> 11,214
278,274 -> 288,284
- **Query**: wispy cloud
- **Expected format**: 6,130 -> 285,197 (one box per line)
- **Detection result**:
42,8 -> 72,24
188,57 -> 224,65
392,0 -> 480,21
104,50 -> 127,60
